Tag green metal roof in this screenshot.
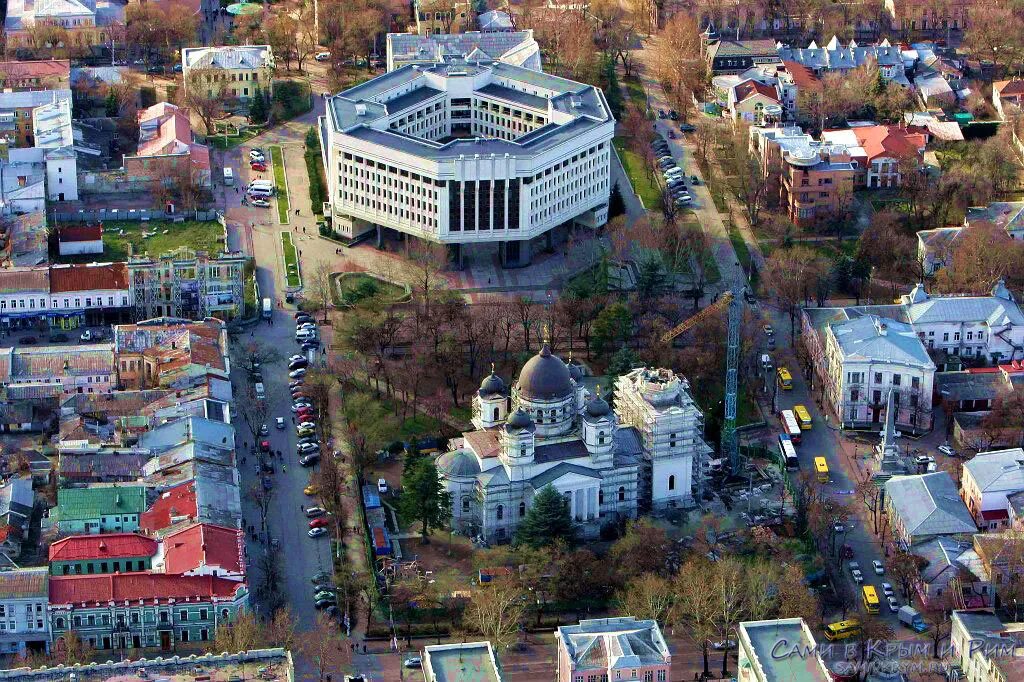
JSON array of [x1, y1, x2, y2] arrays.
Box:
[[57, 486, 147, 521]]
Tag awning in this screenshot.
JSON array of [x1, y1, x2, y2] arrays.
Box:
[[981, 509, 1009, 521]]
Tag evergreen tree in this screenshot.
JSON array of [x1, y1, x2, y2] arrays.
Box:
[[249, 85, 267, 124], [514, 485, 576, 549], [398, 457, 451, 544], [590, 302, 633, 357], [104, 91, 119, 117], [607, 346, 640, 377], [608, 182, 626, 218]]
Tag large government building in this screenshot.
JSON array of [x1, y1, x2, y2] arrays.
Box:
[[318, 59, 615, 268]]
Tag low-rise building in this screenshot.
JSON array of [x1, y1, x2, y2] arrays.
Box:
[[47, 572, 248, 651], [126, 251, 247, 321], [777, 36, 907, 85], [727, 79, 781, 124], [125, 103, 211, 190], [885, 0, 969, 35], [157, 523, 244, 580], [181, 46, 275, 102], [993, 80, 1024, 121], [423, 642, 503, 681], [821, 124, 927, 188], [412, 0, 476, 35], [0, 344, 116, 399], [386, 30, 542, 72], [55, 485, 147, 534], [0, 478, 34, 538], [48, 533, 158, 576], [737, 618, 832, 681], [0, 650, 293, 682], [704, 39, 781, 75], [962, 448, 1024, 530], [56, 225, 103, 256], [950, 610, 1024, 682], [113, 317, 229, 390], [0, 568, 49, 655], [555, 617, 671, 682], [0, 89, 73, 148], [913, 536, 989, 609], [0, 61, 71, 92], [3, 0, 124, 52], [884, 472, 977, 547], [48, 262, 132, 329]]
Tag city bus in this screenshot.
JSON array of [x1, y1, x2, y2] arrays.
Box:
[[823, 619, 862, 641], [776, 367, 793, 390], [793, 404, 812, 430], [814, 456, 829, 483], [862, 586, 880, 614], [778, 434, 798, 469], [780, 410, 802, 444]]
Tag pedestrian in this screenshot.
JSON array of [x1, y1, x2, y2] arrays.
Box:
[[362, 644, 367, 654]]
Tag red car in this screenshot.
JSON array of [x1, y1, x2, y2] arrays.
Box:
[[309, 517, 329, 529], [250, 161, 267, 172], [259, 440, 271, 452], [296, 408, 315, 418]]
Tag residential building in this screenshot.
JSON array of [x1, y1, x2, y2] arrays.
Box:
[[48, 533, 158, 576], [320, 61, 614, 267], [55, 485, 147, 534], [0, 478, 34, 538], [993, 80, 1024, 121], [749, 125, 855, 228], [156, 523, 244, 580], [704, 39, 780, 75], [884, 472, 976, 547], [966, 201, 1024, 241], [478, 9, 513, 32], [0, 650, 293, 682], [0, 90, 78, 211], [1, 211, 48, 266], [821, 124, 927, 188], [712, 64, 805, 119], [125, 103, 212, 190], [438, 345, 640, 542], [915, 69, 957, 107], [922, 201, 1024, 277], [0, 344, 116, 399], [181, 46, 275, 101], [0, 60, 71, 92], [3, 0, 124, 50], [56, 225, 103, 256], [727, 79, 781, 124], [962, 448, 1024, 530], [777, 37, 908, 85], [412, 0, 476, 35], [555, 617, 671, 682], [885, 0, 970, 35], [386, 31, 542, 72], [0, 568, 49, 655], [0, 267, 49, 330], [0, 89, 73, 148], [48, 262, 132, 329], [47, 572, 248, 651], [126, 250, 246, 321], [972, 533, 1024, 603], [423, 642, 503, 681], [113, 318, 229, 390], [917, 226, 962, 275], [736, 618, 832, 681], [912, 536, 989, 609], [614, 367, 712, 511], [142, 461, 242, 531], [950, 610, 1024, 682]]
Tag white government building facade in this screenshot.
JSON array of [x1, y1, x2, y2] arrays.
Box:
[[318, 58, 614, 267]]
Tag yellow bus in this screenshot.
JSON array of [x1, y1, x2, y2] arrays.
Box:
[[823, 619, 862, 641], [776, 367, 793, 390], [862, 586, 880, 614], [814, 456, 829, 483], [793, 404, 812, 430]]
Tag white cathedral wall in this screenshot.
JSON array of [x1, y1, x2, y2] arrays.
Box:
[[651, 454, 693, 508]]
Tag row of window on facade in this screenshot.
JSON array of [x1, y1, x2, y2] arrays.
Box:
[[849, 388, 920, 407], [575, 669, 666, 682], [847, 371, 922, 389], [0, 296, 128, 310], [55, 606, 230, 630]]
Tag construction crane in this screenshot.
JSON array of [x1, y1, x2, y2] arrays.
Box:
[[661, 289, 744, 473]]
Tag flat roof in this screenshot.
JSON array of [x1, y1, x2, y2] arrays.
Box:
[[740, 619, 831, 681], [424, 642, 501, 682]]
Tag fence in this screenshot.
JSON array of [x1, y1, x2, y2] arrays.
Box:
[[51, 208, 220, 224]]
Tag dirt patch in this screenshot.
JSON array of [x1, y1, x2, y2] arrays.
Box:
[[396, 531, 477, 581]]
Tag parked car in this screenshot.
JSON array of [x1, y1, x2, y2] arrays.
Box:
[[315, 51, 331, 61], [377, 478, 389, 494], [80, 330, 95, 341], [300, 453, 320, 466], [658, 109, 667, 118], [679, 123, 696, 132], [19, 336, 37, 345], [50, 333, 69, 342], [250, 161, 267, 172], [314, 597, 336, 609], [311, 570, 332, 584], [289, 368, 307, 379], [309, 517, 329, 528], [403, 657, 422, 669], [302, 341, 320, 351], [938, 444, 957, 457], [292, 401, 312, 412], [711, 639, 736, 650], [305, 507, 327, 518], [298, 421, 316, 430], [873, 560, 885, 575], [887, 596, 900, 612], [304, 484, 320, 496], [881, 582, 894, 597], [298, 443, 319, 454], [259, 423, 269, 436], [249, 149, 265, 161], [668, 110, 679, 120], [297, 427, 316, 438], [308, 527, 327, 538]]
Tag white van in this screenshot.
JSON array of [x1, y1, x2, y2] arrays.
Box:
[[249, 187, 273, 199], [248, 179, 274, 191], [223, 167, 234, 186]]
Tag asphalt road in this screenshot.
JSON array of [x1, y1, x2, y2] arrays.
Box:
[[235, 311, 334, 634]]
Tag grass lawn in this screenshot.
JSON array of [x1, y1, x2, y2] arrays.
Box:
[[243, 259, 257, 317], [613, 137, 661, 208], [330, 272, 407, 306], [56, 220, 224, 263], [623, 76, 647, 109], [281, 231, 301, 288], [207, 125, 263, 150], [270, 146, 290, 223], [727, 220, 752, 273]]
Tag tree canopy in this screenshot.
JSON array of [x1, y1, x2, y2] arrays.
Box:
[[514, 485, 576, 549]]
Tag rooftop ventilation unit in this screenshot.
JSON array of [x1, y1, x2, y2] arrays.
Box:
[[354, 104, 367, 116], [569, 96, 582, 108]]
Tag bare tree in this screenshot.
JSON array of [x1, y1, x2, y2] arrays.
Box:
[[464, 580, 528, 651], [183, 68, 228, 135]]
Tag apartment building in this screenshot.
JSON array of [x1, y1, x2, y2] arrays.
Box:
[[961, 449, 1024, 530], [55, 485, 147, 534], [556, 617, 671, 682], [48, 533, 158, 576], [320, 61, 614, 267], [950, 610, 1024, 682], [0, 344, 116, 399], [4, 0, 124, 50], [777, 37, 907, 85], [181, 46, 275, 101], [0, 568, 49, 655], [126, 250, 246, 321], [386, 30, 542, 72], [704, 39, 780, 75], [737, 618, 833, 682], [113, 317, 228, 390], [884, 472, 976, 547], [885, 0, 970, 34], [749, 126, 855, 228], [412, 0, 476, 35], [614, 367, 712, 510]]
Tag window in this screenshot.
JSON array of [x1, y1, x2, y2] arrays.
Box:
[[200, 609, 208, 619], [221, 609, 229, 619], [943, 332, 949, 341], [618, 486, 626, 502], [180, 610, 188, 621], [657, 672, 666, 682], [462, 497, 470, 512], [851, 389, 859, 402], [519, 502, 526, 517], [181, 630, 189, 642], [874, 372, 882, 384], [496, 505, 504, 521], [644, 672, 654, 682], [668, 475, 675, 491], [967, 331, 974, 340], [56, 617, 65, 629], [912, 377, 920, 390], [893, 374, 901, 386]]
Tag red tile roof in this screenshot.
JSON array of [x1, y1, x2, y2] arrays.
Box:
[[49, 533, 158, 562], [49, 262, 128, 293], [733, 79, 779, 103], [139, 482, 198, 533], [135, 109, 211, 171], [463, 430, 500, 458], [995, 80, 1024, 98], [850, 125, 927, 162], [49, 573, 243, 605], [0, 60, 71, 83], [162, 523, 244, 576], [782, 60, 820, 90], [57, 225, 102, 243], [981, 509, 1009, 521]]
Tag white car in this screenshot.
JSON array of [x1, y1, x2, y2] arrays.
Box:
[[275, 417, 286, 429], [308, 527, 327, 538], [80, 330, 94, 341], [881, 582, 894, 597], [377, 478, 388, 494], [851, 569, 863, 584], [873, 560, 885, 575], [887, 596, 899, 612], [251, 198, 271, 208], [315, 51, 331, 61], [938, 444, 957, 457], [249, 150, 265, 162]]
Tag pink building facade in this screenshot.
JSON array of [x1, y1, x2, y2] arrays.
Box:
[[556, 617, 671, 682]]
